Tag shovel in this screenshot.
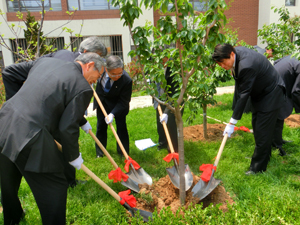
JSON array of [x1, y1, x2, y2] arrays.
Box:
[[92, 88, 152, 186], [89, 130, 140, 193], [81, 164, 152, 222], [157, 104, 193, 191], [55, 141, 152, 222], [192, 133, 228, 200]]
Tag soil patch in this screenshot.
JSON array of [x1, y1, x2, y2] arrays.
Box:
[[285, 114, 300, 128], [183, 123, 226, 142], [137, 174, 234, 215], [135, 124, 234, 216]]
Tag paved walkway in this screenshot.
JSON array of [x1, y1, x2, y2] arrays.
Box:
[[87, 86, 234, 117]]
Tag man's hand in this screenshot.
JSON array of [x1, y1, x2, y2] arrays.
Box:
[[80, 121, 92, 133], [223, 124, 235, 137], [69, 153, 83, 170], [105, 113, 114, 124], [160, 113, 168, 124]]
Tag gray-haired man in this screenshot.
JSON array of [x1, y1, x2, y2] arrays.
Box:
[[94, 55, 133, 157]]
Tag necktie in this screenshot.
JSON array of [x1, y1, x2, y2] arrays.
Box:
[[231, 68, 236, 78], [104, 77, 111, 93]]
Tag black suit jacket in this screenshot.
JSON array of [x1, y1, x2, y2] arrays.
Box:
[[0, 58, 93, 173], [232, 47, 285, 120], [94, 70, 132, 117], [274, 55, 300, 118], [2, 50, 87, 125]]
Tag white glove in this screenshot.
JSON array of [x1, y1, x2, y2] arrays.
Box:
[[105, 113, 114, 124], [223, 124, 235, 137], [80, 121, 92, 134], [69, 152, 83, 170], [160, 113, 168, 124]]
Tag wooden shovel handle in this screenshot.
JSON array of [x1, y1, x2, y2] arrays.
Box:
[[92, 87, 129, 159], [88, 130, 118, 169], [157, 104, 175, 154], [54, 140, 121, 202], [214, 133, 228, 167]]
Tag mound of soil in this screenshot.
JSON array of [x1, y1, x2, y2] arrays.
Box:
[[137, 174, 234, 215], [285, 114, 300, 128], [183, 124, 226, 142], [136, 123, 234, 215]]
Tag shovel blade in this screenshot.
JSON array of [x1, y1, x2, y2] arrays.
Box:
[[191, 177, 221, 200], [121, 177, 140, 193], [123, 202, 152, 222], [166, 164, 193, 191], [126, 168, 152, 186]]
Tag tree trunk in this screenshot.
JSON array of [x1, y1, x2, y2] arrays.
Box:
[[203, 104, 208, 139], [174, 105, 186, 205]]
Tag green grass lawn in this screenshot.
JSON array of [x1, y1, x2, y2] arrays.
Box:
[[2, 93, 300, 224]]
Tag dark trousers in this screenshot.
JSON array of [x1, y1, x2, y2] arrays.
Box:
[[62, 159, 76, 187], [250, 108, 280, 172], [272, 119, 284, 148], [95, 109, 129, 156], [156, 105, 183, 153], [0, 148, 68, 225]]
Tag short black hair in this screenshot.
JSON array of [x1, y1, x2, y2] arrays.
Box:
[[212, 44, 236, 62]]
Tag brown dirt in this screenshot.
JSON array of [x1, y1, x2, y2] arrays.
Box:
[[137, 174, 234, 215], [285, 114, 300, 128], [136, 123, 234, 216]]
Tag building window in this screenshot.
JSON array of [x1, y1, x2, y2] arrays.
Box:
[[10, 37, 65, 62], [6, 0, 62, 12], [167, 0, 209, 12], [67, 0, 119, 10], [285, 0, 296, 6], [70, 35, 123, 60]]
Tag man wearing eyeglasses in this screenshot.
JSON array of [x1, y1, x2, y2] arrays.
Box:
[[94, 55, 132, 157]]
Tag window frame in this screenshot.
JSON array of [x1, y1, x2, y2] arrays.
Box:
[[67, 0, 119, 11], [6, 0, 62, 12]]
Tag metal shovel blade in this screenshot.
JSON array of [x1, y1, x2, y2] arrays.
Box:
[[121, 177, 140, 193], [123, 202, 153, 222], [126, 167, 153, 185], [166, 164, 193, 191], [192, 175, 221, 200]]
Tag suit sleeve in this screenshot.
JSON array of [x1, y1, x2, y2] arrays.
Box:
[[2, 61, 35, 100], [111, 79, 132, 117], [232, 68, 256, 120], [291, 62, 300, 113], [58, 89, 93, 162]]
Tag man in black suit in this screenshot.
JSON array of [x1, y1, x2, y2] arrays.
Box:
[[272, 55, 300, 154], [154, 56, 183, 153], [0, 53, 105, 224], [94, 55, 132, 157], [212, 44, 285, 174], [2, 36, 107, 188]]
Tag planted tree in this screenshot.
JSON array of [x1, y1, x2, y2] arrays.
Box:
[[112, 0, 232, 204]]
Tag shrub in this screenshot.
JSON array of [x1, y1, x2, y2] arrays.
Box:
[[125, 58, 145, 92]]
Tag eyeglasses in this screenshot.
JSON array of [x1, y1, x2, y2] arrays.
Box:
[[108, 70, 124, 77]]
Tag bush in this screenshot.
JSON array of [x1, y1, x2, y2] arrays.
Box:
[[0, 72, 5, 108], [125, 58, 145, 92]]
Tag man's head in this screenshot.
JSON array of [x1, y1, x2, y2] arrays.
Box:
[[79, 36, 107, 57], [212, 44, 236, 70], [75, 53, 106, 84], [105, 55, 124, 81]]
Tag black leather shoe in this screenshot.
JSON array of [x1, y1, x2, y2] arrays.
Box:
[[282, 139, 293, 144], [96, 154, 104, 158], [278, 147, 287, 156], [245, 170, 255, 175]]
